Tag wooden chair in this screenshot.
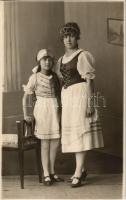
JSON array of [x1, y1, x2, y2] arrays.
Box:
[[2, 119, 42, 189]]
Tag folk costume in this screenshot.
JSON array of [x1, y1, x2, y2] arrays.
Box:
[[23, 49, 61, 140], [56, 49, 104, 153]]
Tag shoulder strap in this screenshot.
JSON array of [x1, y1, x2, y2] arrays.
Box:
[[77, 50, 84, 58]]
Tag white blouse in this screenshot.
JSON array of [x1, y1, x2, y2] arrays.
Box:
[[23, 72, 55, 98], [23, 74, 36, 94], [56, 49, 95, 80]]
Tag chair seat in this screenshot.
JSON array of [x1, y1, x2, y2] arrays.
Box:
[[2, 134, 18, 148], [2, 134, 38, 148], [2, 120, 42, 188]]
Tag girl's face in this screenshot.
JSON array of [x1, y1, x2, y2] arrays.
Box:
[[63, 34, 78, 50], [40, 56, 53, 71]]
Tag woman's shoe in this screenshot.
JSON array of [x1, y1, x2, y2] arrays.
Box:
[[43, 176, 52, 186], [81, 170, 88, 181], [67, 170, 87, 183], [71, 177, 82, 188], [50, 174, 64, 182]]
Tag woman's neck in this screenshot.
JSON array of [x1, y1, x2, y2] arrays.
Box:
[[65, 47, 79, 57], [40, 69, 51, 76]]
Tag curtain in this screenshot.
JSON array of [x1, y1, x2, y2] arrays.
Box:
[[3, 1, 21, 92]]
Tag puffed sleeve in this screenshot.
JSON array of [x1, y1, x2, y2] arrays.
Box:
[[55, 57, 63, 79], [22, 74, 36, 94], [77, 51, 95, 79]]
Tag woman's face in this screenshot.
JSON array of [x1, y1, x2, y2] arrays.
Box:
[[63, 34, 78, 50], [40, 56, 53, 71]]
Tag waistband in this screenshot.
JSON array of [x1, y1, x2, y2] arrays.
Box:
[[63, 79, 86, 89], [36, 94, 56, 99]]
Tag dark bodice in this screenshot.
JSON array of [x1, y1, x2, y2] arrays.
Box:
[[60, 51, 86, 89]]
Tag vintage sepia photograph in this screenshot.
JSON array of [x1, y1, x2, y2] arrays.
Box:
[[0, 0, 125, 199]]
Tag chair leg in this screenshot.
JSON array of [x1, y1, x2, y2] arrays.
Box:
[[18, 151, 24, 189], [36, 144, 42, 183]]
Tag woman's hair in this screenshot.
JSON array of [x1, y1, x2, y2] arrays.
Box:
[[60, 22, 80, 41]]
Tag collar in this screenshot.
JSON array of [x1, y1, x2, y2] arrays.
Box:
[[38, 72, 53, 80], [32, 65, 38, 73], [62, 49, 83, 64]]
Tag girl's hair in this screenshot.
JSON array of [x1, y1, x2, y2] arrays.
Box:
[[35, 56, 55, 73], [36, 64, 41, 72], [60, 22, 80, 41]]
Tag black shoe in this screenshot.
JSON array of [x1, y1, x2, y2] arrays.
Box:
[[50, 174, 64, 182], [67, 170, 87, 183], [43, 176, 52, 186], [71, 177, 82, 188], [81, 170, 88, 181]]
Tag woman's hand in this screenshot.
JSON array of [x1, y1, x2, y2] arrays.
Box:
[[86, 106, 95, 117]]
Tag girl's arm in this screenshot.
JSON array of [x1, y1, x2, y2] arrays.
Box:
[[22, 93, 33, 122], [22, 74, 36, 122]]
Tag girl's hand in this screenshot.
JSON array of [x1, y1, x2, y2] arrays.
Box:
[[24, 115, 33, 123], [86, 106, 95, 117]]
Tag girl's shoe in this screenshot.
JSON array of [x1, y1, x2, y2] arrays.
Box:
[[50, 174, 64, 182], [71, 177, 82, 188], [67, 176, 74, 183], [43, 176, 52, 186]]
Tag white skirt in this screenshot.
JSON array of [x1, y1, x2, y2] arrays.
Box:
[[61, 82, 104, 153], [33, 96, 60, 139]]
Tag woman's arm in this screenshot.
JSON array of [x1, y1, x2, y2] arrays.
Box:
[[86, 79, 95, 117], [55, 57, 64, 87], [77, 51, 95, 117], [86, 79, 94, 96]]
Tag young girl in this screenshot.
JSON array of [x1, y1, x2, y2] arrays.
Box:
[[22, 49, 63, 186], [56, 22, 104, 187]]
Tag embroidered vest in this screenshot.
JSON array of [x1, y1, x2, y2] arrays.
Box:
[[35, 72, 60, 98], [60, 51, 86, 89]]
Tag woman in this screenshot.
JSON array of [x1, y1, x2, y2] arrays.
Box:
[[56, 22, 104, 188]]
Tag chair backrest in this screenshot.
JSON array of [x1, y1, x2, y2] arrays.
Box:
[[23, 120, 35, 137], [16, 120, 35, 136], [16, 120, 36, 148]]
